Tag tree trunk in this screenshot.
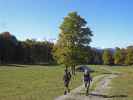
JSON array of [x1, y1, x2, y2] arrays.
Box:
[[71, 65, 76, 75], [65, 65, 68, 70]]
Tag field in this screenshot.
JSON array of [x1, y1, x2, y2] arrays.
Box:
[[0, 65, 70, 100], [0, 64, 107, 100], [0, 65, 133, 100], [108, 66, 133, 100], [91, 65, 133, 100]]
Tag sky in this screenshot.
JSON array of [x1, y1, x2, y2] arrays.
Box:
[[0, 0, 133, 48]]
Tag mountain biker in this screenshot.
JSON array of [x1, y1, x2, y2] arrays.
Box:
[[63, 68, 71, 95], [83, 69, 92, 95]]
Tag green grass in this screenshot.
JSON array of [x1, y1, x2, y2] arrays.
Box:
[[90, 65, 133, 100], [1, 64, 131, 100], [107, 66, 133, 100], [0, 65, 72, 100], [0, 64, 108, 100]]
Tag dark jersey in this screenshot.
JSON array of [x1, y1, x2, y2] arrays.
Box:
[[84, 73, 92, 82]]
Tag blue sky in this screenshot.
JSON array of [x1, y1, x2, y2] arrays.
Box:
[[0, 0, 132, 48]]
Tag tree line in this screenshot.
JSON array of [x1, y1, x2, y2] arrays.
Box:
[[103, 46, 133, 65], [0, 12, 133, 66], [0, 31, 132, 66], [0, 32, 54, 64]]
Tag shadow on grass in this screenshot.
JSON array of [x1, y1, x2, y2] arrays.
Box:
[[0, 63, 59, 67], [90, 93, 128, 98], [94, 70, 122, 75], [77, 92, 128, 98], [102, 72, 121, 75], [0, 64, 26, 67]]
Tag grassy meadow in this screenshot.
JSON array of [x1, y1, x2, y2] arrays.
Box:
[[108, 66, 133, 100], [0, 64, 108, 100], [92, 65, 133, 100], [0, 65, 133, 100], [0, 65, 70, 100]]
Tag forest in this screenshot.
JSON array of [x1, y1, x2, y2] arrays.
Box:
[[0, 31, 132, 65]]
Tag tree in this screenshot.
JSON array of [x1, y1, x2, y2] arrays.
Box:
[[114, 47, 126, 65], [21, 39, 54, 64], [53, 12, 93, 74], [102, 49, 114, 65], [0, 31, 54, 64], [125, 46, 133, 65], [120, 48, 127, 65], [114, 48, 122, 65], [91, 48, 103, 64], [0, 32, 18, 63]]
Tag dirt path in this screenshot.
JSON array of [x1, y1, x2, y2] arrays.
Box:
[[55, 68, 118, 100]]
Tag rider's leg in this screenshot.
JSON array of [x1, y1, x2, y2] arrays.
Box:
[[66, 81, 70, 93], [67, 84, 70, 93], [85, 81, 87, 88], [64, 87, 67, 95], [64, 82, 68, 95], [86, 82, 90, 96]]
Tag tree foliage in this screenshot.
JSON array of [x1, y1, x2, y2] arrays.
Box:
[[0, 32, 18, 63], [114, 48, 126, 65], [91, 48, 103, 64], [125, 46, 133, 65], [0, 32, 54, 64], [102, 49, 114, 65], [53, 12, 93, 67], [114, 48, 122, 65]]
